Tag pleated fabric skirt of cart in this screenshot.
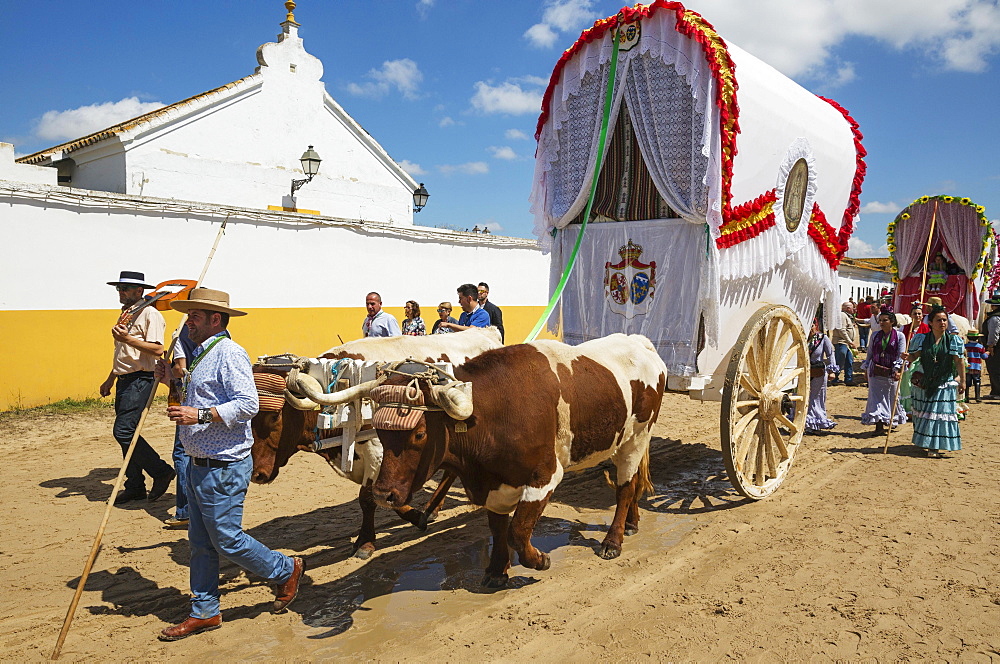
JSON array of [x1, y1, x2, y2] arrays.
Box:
[[911, 379, 962, 451]]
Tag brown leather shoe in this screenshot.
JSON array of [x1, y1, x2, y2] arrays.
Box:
[[272, 557, 305, 614], [158, 614, 222, 641]]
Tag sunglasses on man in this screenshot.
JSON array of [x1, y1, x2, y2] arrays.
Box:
[[115, 285, 140, 291], [437, 308, 451, 312]]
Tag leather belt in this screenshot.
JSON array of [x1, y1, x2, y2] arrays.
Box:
[[192, 457, 236, 468]]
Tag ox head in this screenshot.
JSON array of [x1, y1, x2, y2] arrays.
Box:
[[251, 367, 311, 483], [350, 366, 473, 509]]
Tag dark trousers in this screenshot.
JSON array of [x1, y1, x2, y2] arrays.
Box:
[[113, 371, 171, 493], [966, 373, 982, 400], [987, 351, 1000, 396]]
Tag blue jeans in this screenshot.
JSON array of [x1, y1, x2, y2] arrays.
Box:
[[172, 429, 189, 519], [187, 454, 293, 618], [113, 372, 172, 493], [834, 343, 854, 383], [858, 326, 870, 350]]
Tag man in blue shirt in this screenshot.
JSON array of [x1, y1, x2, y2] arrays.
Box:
[[439, 283, 491, 331], [155, 288, 304, 641]]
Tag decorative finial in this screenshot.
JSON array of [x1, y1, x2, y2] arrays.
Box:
[[285, 0, 297, 24]]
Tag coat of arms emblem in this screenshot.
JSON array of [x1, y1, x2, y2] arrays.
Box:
[[604, 239, 656, 318]]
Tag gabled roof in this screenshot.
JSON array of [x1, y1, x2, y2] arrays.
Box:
[[16, 75, 260, 164]]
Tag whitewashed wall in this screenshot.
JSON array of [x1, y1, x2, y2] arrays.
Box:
[[0, 182, 548, 311]]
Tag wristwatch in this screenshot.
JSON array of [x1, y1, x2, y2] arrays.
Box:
[[197, 408, 213, 424]]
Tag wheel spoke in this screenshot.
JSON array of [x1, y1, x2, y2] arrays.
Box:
[[734, 416, 759, 471], [735, 399, 759, 410], [746, 342, 763, 386], [731, 408, 758, 450], [740, 371, 761, 396], [753, 422, 766, 485], [764, 421, 779, 478], [774, 410, 799, 438], [768, 324, 792, 379], [774, 366, 804, 390], [768, 419, 789, 463], [775, 343, 798, 379], [787, 394, 805, 402]]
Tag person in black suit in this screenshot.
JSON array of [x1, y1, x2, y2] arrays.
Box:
[[477, 282, 504, 343]]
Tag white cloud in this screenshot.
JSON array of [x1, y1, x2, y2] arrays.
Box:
[[481, 220, 505, 233], [846, 238, 889, 258], [488, 146, 517, 160], [439, 161, 489, 175], [398, 159, 426, 176], [681, 0, 1000, 79], [438, 116, 456, 127], [470, 80, 543, 115], [861, 201, 900, 214], [416, 0, 434, 18], [505, 128, 530, 140], [346, 58, 423, 100], [524, 0, 600, 48], [34, 97, 165, 142]]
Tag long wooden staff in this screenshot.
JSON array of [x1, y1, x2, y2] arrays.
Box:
[[883, 201, 938, 453], [52, 216, 230, 660]]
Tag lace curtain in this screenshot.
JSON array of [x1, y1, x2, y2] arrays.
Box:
[[936, 202, 988, 276], [530, 11, 724, 248]]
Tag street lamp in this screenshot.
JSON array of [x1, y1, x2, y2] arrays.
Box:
[[412, 183, 429, 213], [290, 145, 322, 197]]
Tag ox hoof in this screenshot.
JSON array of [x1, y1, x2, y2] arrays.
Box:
[[416, 511, 431, 531], [353, 545, 375, 560], [535, 552, 551, 571], [624, 526, 639, 537], [481, 573, 509, 589], [599, 544, 622, 560]]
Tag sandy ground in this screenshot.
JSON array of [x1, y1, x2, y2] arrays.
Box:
[[2, 381, 1000, 662]]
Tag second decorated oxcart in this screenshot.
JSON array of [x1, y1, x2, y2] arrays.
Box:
[[530, 2, 867, 498]]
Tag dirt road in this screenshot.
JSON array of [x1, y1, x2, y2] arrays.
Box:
[[2, 385, 999, 661]]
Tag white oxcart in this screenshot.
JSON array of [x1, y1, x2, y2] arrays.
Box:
[[531, 3, 866, 498]]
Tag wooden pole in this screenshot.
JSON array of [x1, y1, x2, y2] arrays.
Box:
[[52, 216, 229, 660], [883, 201, 939, 454]]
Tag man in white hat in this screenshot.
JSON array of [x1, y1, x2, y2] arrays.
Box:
[[100, 270, 175, 505], [154, 287, 304, 641]]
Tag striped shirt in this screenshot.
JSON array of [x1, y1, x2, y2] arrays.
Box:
[[965, 342, 985, 373]]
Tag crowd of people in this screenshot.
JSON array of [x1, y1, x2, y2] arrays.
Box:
[[362, 282, 504, 342], [805, 295, 1000, 461]]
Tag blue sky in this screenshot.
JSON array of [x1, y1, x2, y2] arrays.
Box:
[[1, 0, 998, 256]]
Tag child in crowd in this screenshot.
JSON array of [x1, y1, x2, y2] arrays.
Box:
[[965, 330, 985, 403]]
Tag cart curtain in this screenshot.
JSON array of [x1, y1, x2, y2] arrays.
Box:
[[530, 12, 723, 250], [551, 219, 712, 376]]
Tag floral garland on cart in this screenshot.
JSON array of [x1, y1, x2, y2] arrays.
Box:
[[887, 194, 993, 284]]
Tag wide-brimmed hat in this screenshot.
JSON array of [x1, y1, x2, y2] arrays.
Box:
[[967, 329, 980, 337], [170, 287, 247, 316], [927, 296, 944, 307], [107, 270, 154, 288], [986, 298, 1000, 306]]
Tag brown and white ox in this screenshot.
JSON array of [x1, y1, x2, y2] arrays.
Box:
[[250, 326, 503, 559], [368, 333, 667, 587]]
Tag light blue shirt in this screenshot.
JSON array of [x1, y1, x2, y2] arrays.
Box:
[[179, 332, 259, 461], [362, 310, 401, 337]]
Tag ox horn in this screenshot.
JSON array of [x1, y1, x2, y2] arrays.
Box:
[[282, 389, 319, 411], [287, 368, 382, 406], [429, 381, 473, 420]]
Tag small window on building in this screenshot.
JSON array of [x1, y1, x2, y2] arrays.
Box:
[[289, 63, 297, 73]]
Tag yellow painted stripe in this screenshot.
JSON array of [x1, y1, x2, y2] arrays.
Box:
[[0, 306, 556, 410]]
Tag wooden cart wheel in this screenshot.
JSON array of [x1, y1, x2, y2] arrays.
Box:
[[721, 305, 808, 500]]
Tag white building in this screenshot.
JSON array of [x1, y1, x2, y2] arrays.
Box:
[[16, 11, 418, 225], [0, 7, 550, 410]]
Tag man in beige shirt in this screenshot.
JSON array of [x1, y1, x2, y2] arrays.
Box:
[[830, 301, 859, 386], [101, 271, 175, 505]]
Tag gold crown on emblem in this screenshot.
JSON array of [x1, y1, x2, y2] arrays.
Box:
[[618, 239, 644, 262]]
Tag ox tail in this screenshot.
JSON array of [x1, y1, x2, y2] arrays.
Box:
[[604, 446, 654, 498]]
